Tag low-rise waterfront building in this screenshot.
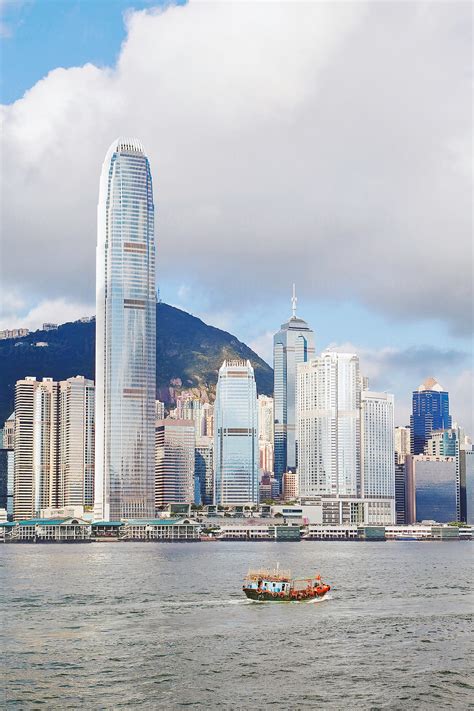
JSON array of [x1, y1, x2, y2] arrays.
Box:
[[303, 525, 358, 540], [122, 518, 200, 541], [1, 517, 91, 542]]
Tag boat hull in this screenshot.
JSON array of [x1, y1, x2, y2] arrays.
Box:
[[243, 587, 329, 602]]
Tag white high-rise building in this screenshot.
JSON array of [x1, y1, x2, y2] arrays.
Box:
[[13, 376, 96, 520], [95, 138, 156, 521], [361, 391, 395, 499], [273, 287, 315, 484], [257, 395, 274, 474], [214, 360, 259, 505], [59, 376, 95, 508], [297, 352, 360, 498]]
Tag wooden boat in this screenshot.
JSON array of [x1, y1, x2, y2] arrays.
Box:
[[242, 565, 330, 602]]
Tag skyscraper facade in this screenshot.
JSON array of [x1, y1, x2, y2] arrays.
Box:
[[155, 420, 195, 507], [214, 360, 258, 505], [360, 391, 395, 499], [297, 352, 360, 498], [273, 289, 315, 486], [95, 138, 156, 521], [195, 436, 214, 505], [13, 377, 59, 520], [410, 378, 451, 455], [59, 376, 95, 508]]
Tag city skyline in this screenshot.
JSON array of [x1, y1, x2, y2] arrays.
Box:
[[0, 1, 472, 435]]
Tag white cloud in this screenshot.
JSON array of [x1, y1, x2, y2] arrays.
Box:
[[0, 1, 472, 335], [0, 296, 94, 332]]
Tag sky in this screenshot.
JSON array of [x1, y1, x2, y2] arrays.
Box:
[[0, 0, 472, 431]]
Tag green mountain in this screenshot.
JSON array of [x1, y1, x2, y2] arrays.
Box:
[[0, 303, 273, 425]]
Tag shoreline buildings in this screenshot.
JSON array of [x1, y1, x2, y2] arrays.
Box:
[[214, 360, 258, 505], [273, 287, 315, 488], [94, 138, 156, 521]]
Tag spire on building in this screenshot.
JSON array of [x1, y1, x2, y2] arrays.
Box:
[[291, 284, 297, 319]]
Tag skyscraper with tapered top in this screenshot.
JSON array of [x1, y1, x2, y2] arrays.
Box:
[[94, 138, 156, 521], [273, 286, 315, 487], [214, 360, 258, 505]]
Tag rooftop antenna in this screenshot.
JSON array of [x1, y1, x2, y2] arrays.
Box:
[[291, 284, 297, 318]]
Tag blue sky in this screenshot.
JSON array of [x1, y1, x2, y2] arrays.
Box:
[[1, 1, 472, 429]]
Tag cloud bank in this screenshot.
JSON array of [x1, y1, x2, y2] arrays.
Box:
[[1, 1, 471, 335]]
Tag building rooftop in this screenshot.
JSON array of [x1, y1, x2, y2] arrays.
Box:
[[417, 377, 444, 393]]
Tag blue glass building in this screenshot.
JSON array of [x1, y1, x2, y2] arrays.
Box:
[[214, 360, 258, 505], [410, 378, 451, 455], [414, 456, 457, 523]]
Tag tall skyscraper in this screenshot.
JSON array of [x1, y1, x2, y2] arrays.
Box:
[[155, 419, 195, 507], [360, 391, 395, 499], [95, 138, 156, 521], [410, 378, 451, 455], [273, 287, 315, 485], [297, 352, 360, 498], [257, 395, 274, 475], [214, 360, 259, 505], [13, 377, 59, 520], [59, 376, 95, 508]]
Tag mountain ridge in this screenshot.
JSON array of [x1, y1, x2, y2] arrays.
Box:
[[0, 302, 273, 425]]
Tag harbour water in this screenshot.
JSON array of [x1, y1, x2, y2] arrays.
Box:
[[1, 541, 472, 709]]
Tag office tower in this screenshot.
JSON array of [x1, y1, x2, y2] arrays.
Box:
[[155, 419, 195, 507], [410, 378, 451, 455], [406, 454, 457, 523], [95, 138, 156, 521], [13, 377, 59, 520], [297, 352, 360, 498], [394, 463, 407, 524], [282, 471, 298, 500], [425, 427, 464, 519], [195, 436, 214, 505], [394, 426, 411, 464], [273, 287, 315, 486], [59, 376, 95, 508], [360, 391, 395, 499], [258, 395, 274, 474], [214, 360, 258, 505], [155, 400, 165, 421]]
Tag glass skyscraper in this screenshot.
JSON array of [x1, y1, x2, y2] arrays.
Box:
[[95, 138, 156, 521], [410, 378, 451, 455], [214, 360, 258, 505], [273, 288, 315, 486]]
